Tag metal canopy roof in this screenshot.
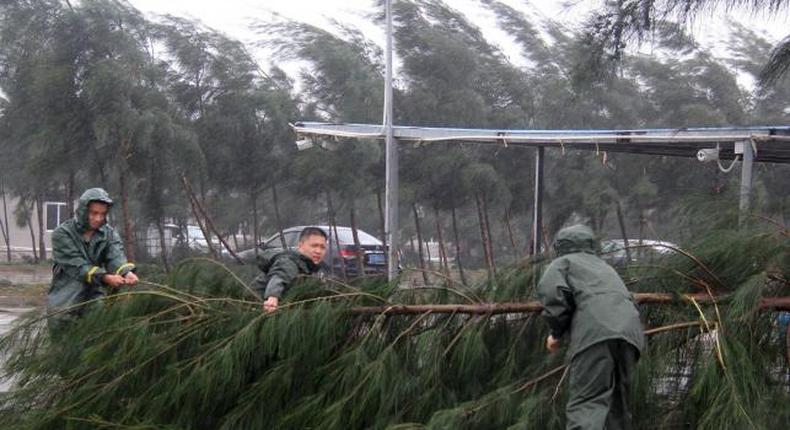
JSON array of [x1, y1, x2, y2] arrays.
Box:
[[292, 122, 790, 164]]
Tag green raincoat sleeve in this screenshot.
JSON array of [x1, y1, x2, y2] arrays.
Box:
[[537, 259, 575, 339], [104, 229, 135, 276], [262, 255, 301, 299]]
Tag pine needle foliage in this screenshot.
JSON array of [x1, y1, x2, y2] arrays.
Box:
[[2, 226, 789, 429]]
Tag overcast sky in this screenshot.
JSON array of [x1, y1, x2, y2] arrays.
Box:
[[127, 0, 789, 88], [127, 0, 788, 41]]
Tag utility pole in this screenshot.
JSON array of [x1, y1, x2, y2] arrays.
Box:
[[384, 0, 399, 281]]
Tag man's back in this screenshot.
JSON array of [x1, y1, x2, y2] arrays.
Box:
[[538, 225, 644, 359], [538, 224, 645, 430]]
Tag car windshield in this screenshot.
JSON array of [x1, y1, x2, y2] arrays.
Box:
[[187, 226, 205, 240]]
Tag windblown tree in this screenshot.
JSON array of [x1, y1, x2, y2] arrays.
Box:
[[391, 0, 526, 277], [258, 19, 388, 264], [134, 107, 198, 271], [74, 0, 179, 261], [581, 0, 790, 86], [0, 0, 96, 260], [155, 16, 302, 252], [727, 24, 790, 223]]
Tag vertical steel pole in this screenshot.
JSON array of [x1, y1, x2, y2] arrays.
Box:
[[738, 140, 754, 227], [384, 0, 399, 281], [532, 146, 544, 255]]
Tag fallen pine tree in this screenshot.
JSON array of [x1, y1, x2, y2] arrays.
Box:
[[0, 226, 788, 429], [348, 293, 790, 315]]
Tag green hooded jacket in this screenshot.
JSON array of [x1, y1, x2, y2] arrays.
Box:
[[47, 188, 135, 315], [253, 247, 320, 299], [537, 225, 645, 359]]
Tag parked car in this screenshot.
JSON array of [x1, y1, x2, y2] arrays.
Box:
[[600, 239, 677, 266], [158, 223, 212, 254], [237, 226, 392, 277]]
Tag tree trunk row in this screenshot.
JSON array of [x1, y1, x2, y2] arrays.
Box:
[[0, 180, 11, 262], [412, 203, 429, 285]]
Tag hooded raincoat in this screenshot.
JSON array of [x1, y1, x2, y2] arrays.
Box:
[[537, 225, 644, 359], [47, 188, 135, 317], [537, 225, 644, 430]]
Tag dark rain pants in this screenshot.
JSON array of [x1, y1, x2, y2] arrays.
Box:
[[565, 339, 639, 430]]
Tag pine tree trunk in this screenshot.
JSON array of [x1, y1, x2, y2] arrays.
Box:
[[638, 210, 646, 260], [272, 184, 287, 249], [198, 180, 214, 249], [156, 219, 171, 273], [65, 172, 75, 217], [504, 207, 519, 260], [412, 203, 429, 285], [97, 162, 107, 187], [0, 180, 11, 262], [377, 190, 386, 249], [541, 223, 552, 255], [599, 208, 607, 232], [183, 180, 217, 258], [251, 192, 260, 256], [482, 197, 496, 275], [475, 194, 495, 281], [615, 199, 632, 263], [0, 212, 8, 262], [119, 169, 136, 261], [187, 186, 241, 262], [36, 196, 46, 261], [27, 203, 37, 263], [434, 206, 450, 276], [327, 192, 346, 280], [232, 230, 239, 253], [350, 200, 365, 277], [350, 294, 790, 315], [451, 206, 467, 285], [425, 238, 433, 270]]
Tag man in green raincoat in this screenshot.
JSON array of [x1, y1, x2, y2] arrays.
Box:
[[254, 227, 328, 313], [48, 188, 138, 329], [537, 224, 645, 430]]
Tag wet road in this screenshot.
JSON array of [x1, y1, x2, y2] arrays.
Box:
[[0, 307, 31, 392]]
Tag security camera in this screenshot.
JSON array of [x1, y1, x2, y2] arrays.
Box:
[[696, 147, 719, 163], [295, 138, 314, 151]]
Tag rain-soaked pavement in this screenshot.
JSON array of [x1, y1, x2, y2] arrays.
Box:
[[0, 266, 48, 393], [0, 307, 31, 392], [0, 265, 51, 286]]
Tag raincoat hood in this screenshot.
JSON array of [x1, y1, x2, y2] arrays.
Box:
[[554, 224, 597, 256], [75, 188, 114, 233]]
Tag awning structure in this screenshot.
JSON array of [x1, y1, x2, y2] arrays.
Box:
[[291, 122, 790, 255], [292, 122, 790, 163]]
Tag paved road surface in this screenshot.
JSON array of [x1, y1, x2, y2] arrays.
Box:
[[0, 307, 33, 392]]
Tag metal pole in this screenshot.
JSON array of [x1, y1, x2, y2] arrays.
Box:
[[384, 0, 399, 281], [532, 146, 544, 255], [738, 140, 754, 227]]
